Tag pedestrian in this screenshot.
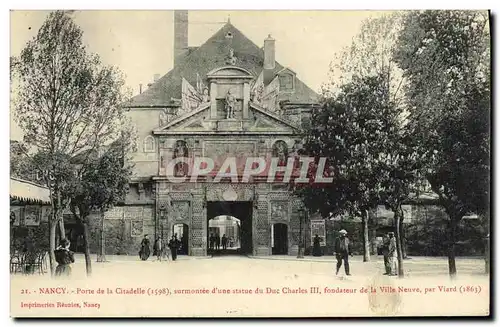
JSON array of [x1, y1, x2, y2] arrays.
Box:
[[169, 234, 180, 261], [382, 234, 391, 275], [153, 236, 163, 262], [388, 232, 398, 276], [312, 234, 322, 257], [216, 234, 221, 251], [334, 229, 352, 276], [54, 239, 75, 278], [139, 234, 151, 261], [222, 234, 228, 251], [209, 233, 214, 251]]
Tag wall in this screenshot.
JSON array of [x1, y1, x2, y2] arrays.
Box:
[[126, 108, 161, 178]]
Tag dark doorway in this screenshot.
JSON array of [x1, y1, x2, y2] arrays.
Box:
[[272, 223, 288, 255], [207, 201, 252, 256], [172, 223, 189, 255], [64, 223, 85, 253]]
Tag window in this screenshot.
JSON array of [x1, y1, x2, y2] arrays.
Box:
[[143, 136, 155, 153], [279, 73, 294, 91]]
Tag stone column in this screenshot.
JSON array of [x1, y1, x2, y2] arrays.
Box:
[[243, 82, 250, 119], [210, 82, 217, 119]]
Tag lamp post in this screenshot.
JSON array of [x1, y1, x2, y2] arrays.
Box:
[[297, 208, 304, 258]]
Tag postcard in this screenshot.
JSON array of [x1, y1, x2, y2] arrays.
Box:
[[10, 9, 490, 317]]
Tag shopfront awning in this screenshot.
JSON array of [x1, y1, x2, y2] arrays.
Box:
[[10, 178, 51, 205]]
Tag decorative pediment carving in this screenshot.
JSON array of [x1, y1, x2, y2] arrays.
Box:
[[207, 66, 254, 79]]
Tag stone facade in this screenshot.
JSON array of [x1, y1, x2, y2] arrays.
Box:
[[112, 14, 320, 256]]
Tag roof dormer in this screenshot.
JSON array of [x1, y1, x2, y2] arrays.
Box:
[[277, 68, 295, 93]]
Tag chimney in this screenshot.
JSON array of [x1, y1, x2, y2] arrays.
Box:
[[154, 74, 160, 82], [174, 10, 188, 67], [263, 34, 276, 85], [139, 84, 143, 94], [264, 34, 275, 70]]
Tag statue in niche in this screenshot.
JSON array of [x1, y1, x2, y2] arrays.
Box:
[[273, 141, 289, 166], [159, 110, 169, 126], [173, 140, 189, 177], [225, 89, 236, 119], [225, 48, 237, 66], [202, 87, 210, 103]]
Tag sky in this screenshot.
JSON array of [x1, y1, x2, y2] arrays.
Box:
[[9, 10, 386, 141]]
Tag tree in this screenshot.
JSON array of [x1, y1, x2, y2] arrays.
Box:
[[317, 13, 412, 261], [69, 133, 133, 275], [299, 74, 404, 262], [393, 10, 490, 277], [12, 11, 127, 276]]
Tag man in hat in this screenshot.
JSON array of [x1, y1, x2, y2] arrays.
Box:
[[387, 232, 398, 276], [381, 233, 391, 275], [334, 229, 352, 276]]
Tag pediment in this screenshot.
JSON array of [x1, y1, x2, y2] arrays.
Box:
[[207, 66, 254, 79], [153, 102, 299, 135]]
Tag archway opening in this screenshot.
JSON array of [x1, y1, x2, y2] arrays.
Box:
[[272, 223, 288, 255], [172, 223, 189, 255], [206, 201, 253, 256]]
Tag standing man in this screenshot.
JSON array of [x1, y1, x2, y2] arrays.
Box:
[[381, 234, 391, 275], [222, 234, 228, 251], [334, 229, 352, 276], [388, 232, 398, 276], [153, 236, 163, 262], [139, 234, 151, 261], [168, 234, 180, 261]]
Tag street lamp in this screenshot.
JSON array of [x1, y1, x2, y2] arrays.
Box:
[[297, 208, 305, 258], [159, 207, 167, 240]]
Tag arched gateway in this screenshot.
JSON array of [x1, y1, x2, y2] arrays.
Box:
[[120, 11, 319, 256]]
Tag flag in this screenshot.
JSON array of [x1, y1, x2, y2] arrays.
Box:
[[261, 76, 280, 112], [181, 77, 202, 115]]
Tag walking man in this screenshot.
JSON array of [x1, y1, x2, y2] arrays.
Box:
[[334, 229, 352, 276]]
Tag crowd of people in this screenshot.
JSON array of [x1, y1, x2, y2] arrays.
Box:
[[51, 229, 400, 279], [139, 234, 182, 262]]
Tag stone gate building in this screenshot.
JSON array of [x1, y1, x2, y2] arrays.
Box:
[[109, 11, 320, 256]]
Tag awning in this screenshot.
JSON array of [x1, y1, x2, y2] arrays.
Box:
[[10, 178, 51, 205]]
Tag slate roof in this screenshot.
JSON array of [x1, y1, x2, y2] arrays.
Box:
[[126, 22, 319, 108]]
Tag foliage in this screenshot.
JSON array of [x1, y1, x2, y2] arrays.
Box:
[[12, 10, 130, 275], [393, 10, 490, 275], [68, 136, 133, 222], [393, 10, 490, 218]]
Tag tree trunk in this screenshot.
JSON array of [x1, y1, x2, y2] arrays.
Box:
[[448, 218, 458, 278], [362, 209, 370, 262], [398, 214, 408, 259], [394, 205, 404, 278], [48, 219, 57, 276], [97, 209, 107, 262], [484, 235, 490, 274], [58, 219, 66, 240], [81, 219, 92, 276]]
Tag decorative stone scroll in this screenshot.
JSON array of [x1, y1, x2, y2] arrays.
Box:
[[171, 201, 190, 222], [270, 201, 288, 221], [131, 220, 144, 237]]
